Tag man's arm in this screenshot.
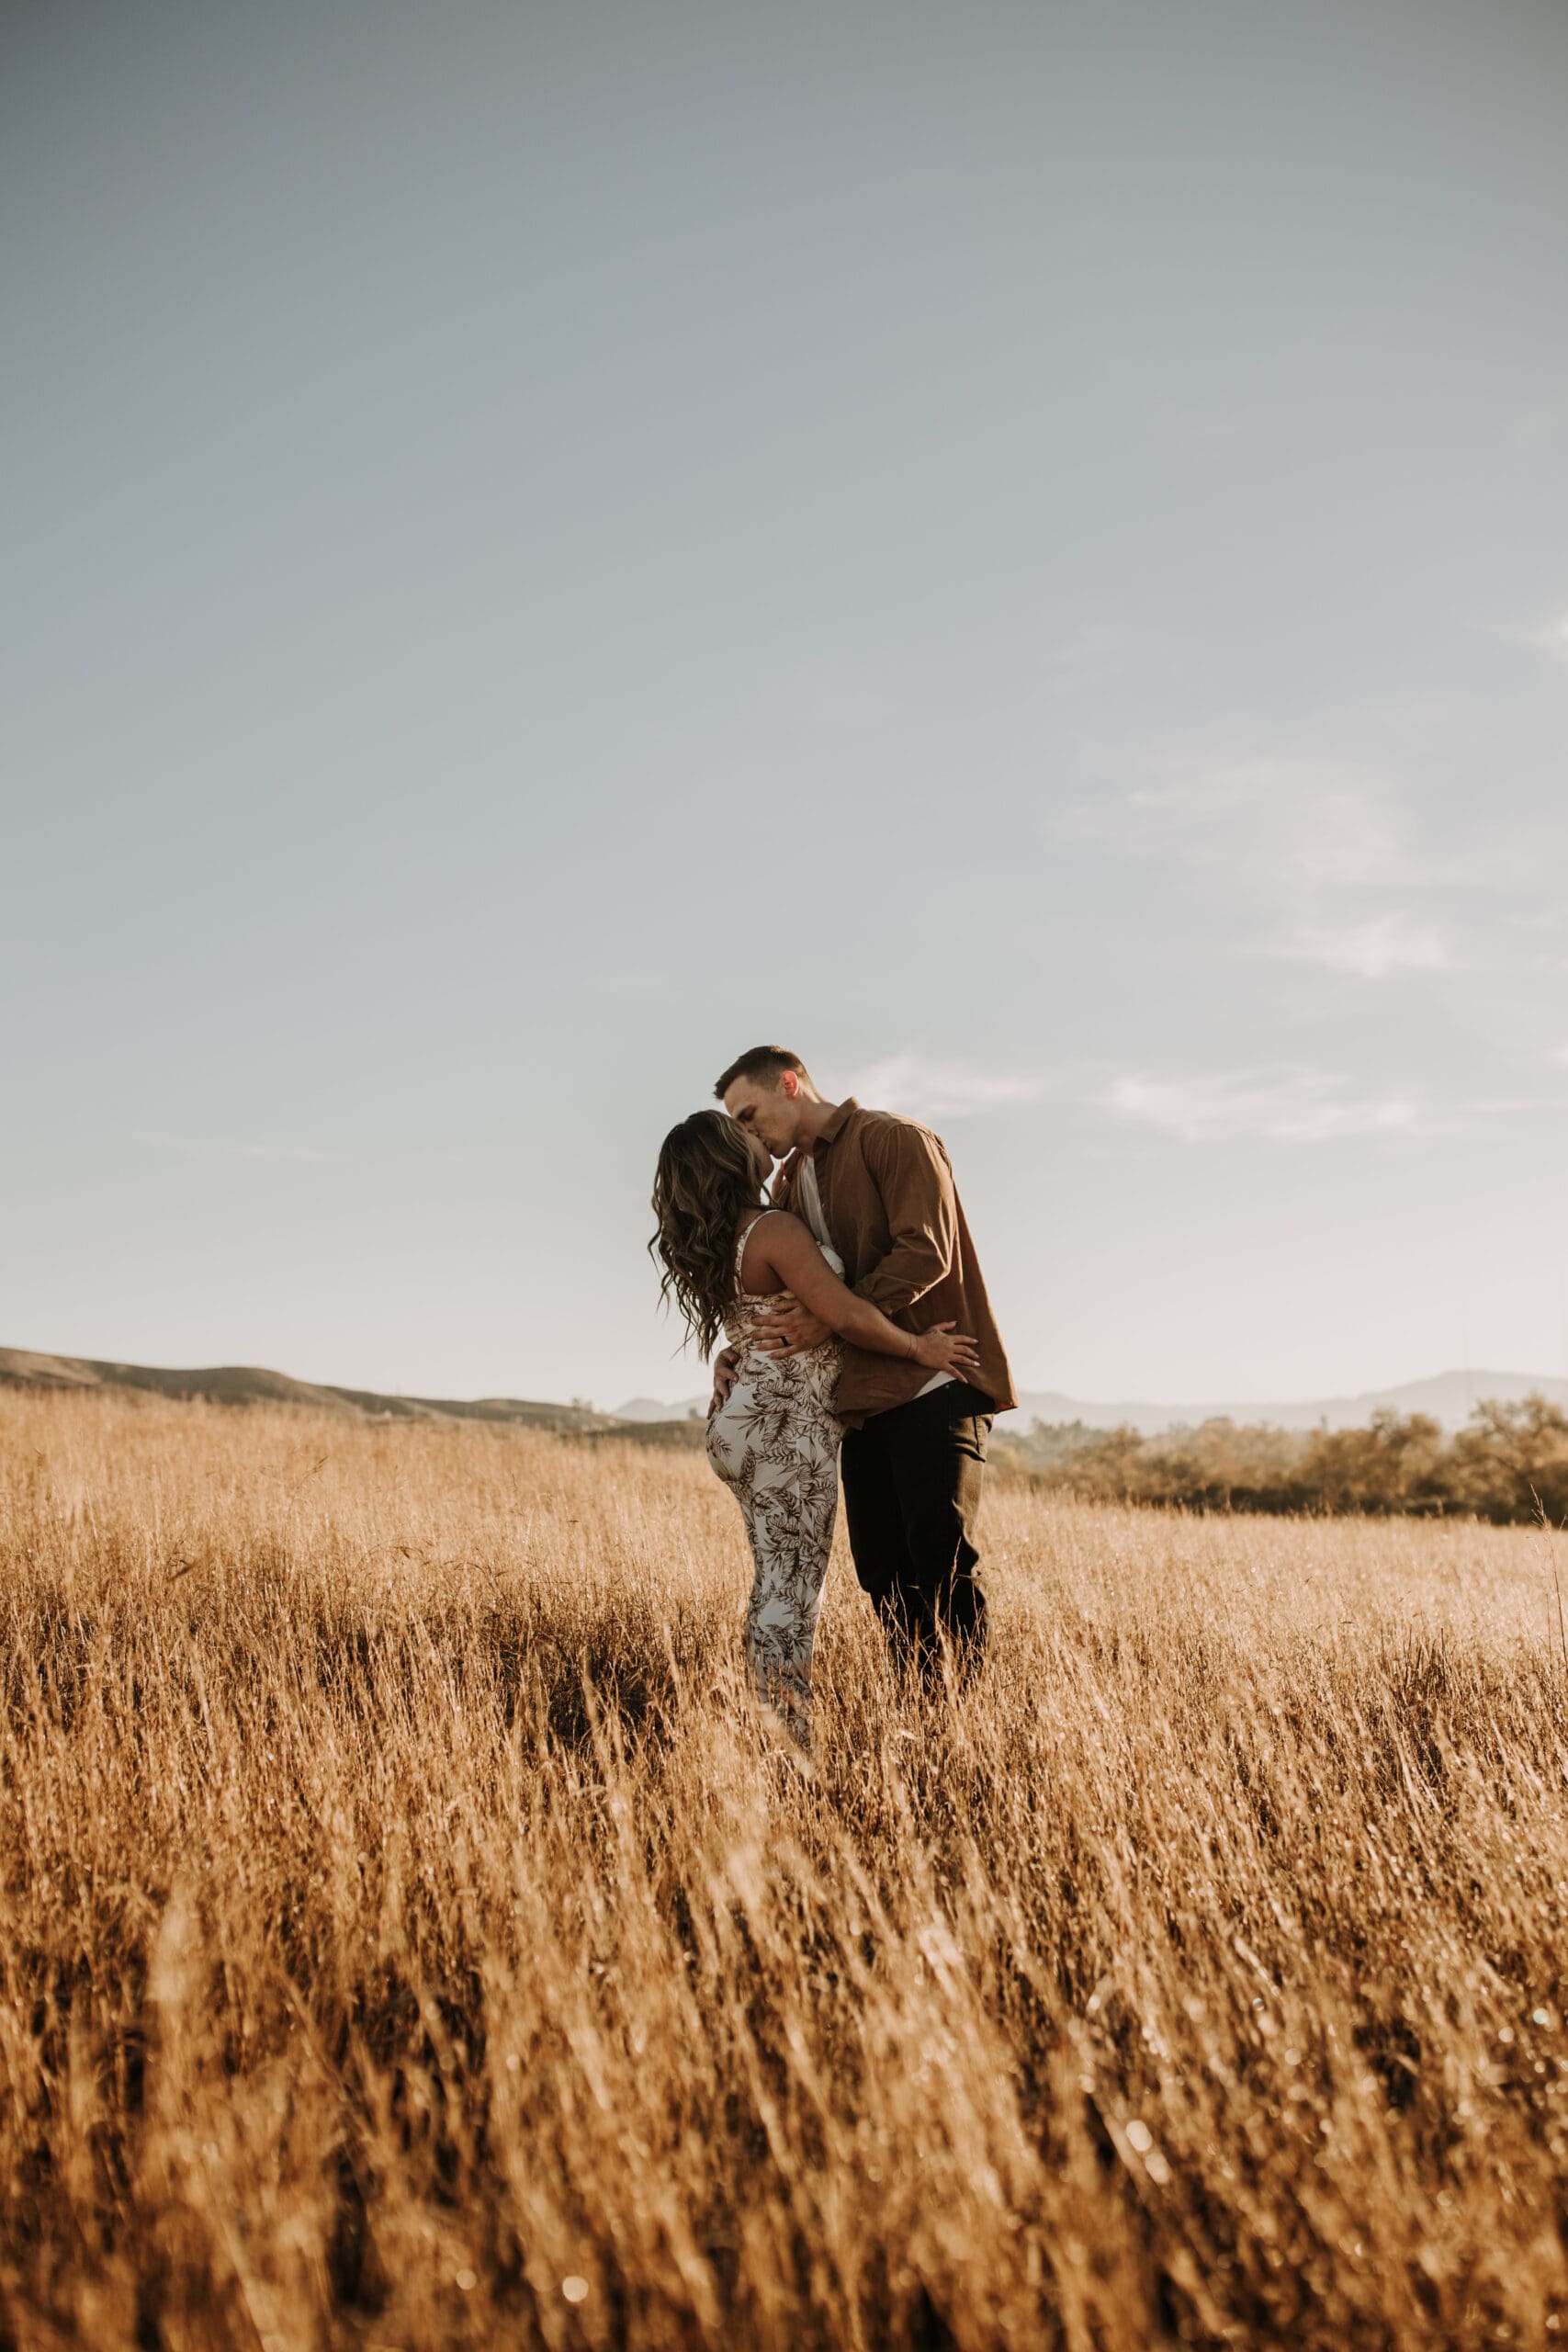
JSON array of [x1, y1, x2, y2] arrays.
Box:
[[751, 1122, 956, 1356], [851, 1120, 958, 1313]]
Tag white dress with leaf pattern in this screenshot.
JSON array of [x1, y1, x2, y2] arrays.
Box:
[[705, 1211, 843, 1745]]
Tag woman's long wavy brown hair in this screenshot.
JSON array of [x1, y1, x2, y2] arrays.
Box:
[[649, 1111, 765, 1359]]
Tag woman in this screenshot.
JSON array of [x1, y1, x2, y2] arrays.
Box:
[[649, 1110, 979, 1746]]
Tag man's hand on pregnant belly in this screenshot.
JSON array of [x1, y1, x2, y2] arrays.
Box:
[[751, 1302, 834, 1358]]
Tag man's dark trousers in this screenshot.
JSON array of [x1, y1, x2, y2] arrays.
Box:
[[840, 1381, 994, 1679]]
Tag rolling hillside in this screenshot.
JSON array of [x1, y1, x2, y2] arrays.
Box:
[[10, 1347, 1566, 1445], [0, 1349, 642, 1436]]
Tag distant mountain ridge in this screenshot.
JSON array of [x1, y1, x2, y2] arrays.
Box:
[[7, 1348, 1563, 1442], [620, 1370, 1568, 1436], [1010, 1370, 1568, 1435], [0, 1348, 629, 1434], [615, 1394, 709, 1422]]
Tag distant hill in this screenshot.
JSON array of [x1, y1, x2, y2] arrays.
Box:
[[9, 1347, 1564, 1444], [621, 1368, 1568, 1436], [1010, 1370, 1568, 1436], [0, 1348, 649, 1438], [615, 1394, 708, 1422]]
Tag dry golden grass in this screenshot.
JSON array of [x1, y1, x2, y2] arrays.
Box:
[[2, 1390, 1567, 2351]]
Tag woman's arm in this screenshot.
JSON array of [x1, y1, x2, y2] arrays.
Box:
[[750, 1214, 980, 1376]]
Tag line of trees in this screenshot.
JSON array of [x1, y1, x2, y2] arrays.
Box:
[[996, 1396, 1568, 1523]]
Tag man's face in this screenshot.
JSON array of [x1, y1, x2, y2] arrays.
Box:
[[723, 1072, 803, 1162]]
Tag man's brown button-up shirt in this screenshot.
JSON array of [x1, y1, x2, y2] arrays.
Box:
[[783, 1100, 1016, 1430]]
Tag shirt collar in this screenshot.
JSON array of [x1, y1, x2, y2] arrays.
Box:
[[812, 1097, 860, 1151]]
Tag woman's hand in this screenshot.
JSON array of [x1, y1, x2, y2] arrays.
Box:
[[707, 1347, 739, 1418], [911, 1322, 981, 1378]]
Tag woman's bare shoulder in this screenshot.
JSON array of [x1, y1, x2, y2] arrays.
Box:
[[744, 1207, 819, 1283]]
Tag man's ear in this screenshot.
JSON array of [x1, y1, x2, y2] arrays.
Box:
[[779, 1069, 801, 1100]]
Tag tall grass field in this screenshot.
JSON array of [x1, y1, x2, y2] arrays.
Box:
[[3, 1390, 1566, 2349]]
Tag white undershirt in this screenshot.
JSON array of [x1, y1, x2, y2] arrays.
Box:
[[795, 1151, 953, 1399]]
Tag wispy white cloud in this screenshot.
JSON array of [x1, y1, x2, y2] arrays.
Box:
[[847, 1056, 1048, 1120], [1134, 761, 1466, 888], [1521, 611, 1568, 662], [1042, 620, 1139, 687], [1095, 1065, 1568, 1145], [1270, 910, 1453, 978], [844, 1054, 1563, 1147], [1099, 1066, 1431, 1145], [1050, 758, 1495, 979], [1508, 403, 1568, 450], [135, 1132, 333, 1163]]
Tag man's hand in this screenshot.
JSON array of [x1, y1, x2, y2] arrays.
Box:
[[708, 1347, 739, 1418], [751, 1302, 834, 1357], [769, 1148, 802, 1206]]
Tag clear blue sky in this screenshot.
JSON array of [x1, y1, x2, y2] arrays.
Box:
[[5, 0, 1567, 1409]]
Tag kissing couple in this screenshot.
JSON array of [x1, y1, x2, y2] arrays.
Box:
[[650, 1046, 1015, 1749]]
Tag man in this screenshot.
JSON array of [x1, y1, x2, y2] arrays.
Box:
[[711, 1046, 1015, 1681]]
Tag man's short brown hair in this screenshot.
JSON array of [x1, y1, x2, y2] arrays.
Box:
[[712, 1046, 810, 1100]]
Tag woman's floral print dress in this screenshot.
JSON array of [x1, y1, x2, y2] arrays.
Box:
[[706, 1211, 843, 1746]]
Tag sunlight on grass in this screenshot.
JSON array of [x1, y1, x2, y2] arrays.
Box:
[[1, 1392, 1565, 2348]]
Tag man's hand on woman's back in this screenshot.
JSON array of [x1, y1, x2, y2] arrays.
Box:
[[751, 1301, 835, 1356]]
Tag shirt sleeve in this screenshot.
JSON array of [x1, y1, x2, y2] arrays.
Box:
[[852, 1122, 957, 1313]]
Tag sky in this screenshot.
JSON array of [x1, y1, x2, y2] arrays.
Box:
[[4, 0, 1568, 1413]]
